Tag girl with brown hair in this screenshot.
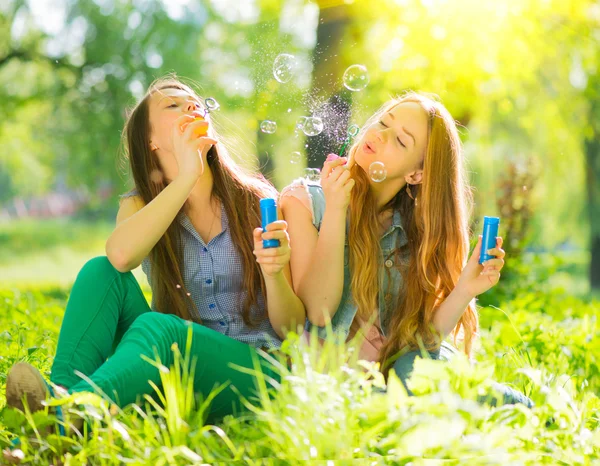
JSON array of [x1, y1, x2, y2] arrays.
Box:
[[281, 92, 532, 406], [6, 76, 305, 424]]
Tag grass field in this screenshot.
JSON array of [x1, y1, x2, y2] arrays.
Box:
[[0, 219, 599, 464]]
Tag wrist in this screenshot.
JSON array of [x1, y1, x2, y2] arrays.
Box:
[[453, 282, 476, 303], [323, 205, 348, 222], [263, 270, 286, 285], [175, 170, 200, 187]]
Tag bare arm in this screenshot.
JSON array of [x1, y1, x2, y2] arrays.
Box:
[[281, 186, 348, 327], [106, 114, 217, 272], [263, 264, 306, 339], [106, 173, 199, 272], [434, 236, 505, 336], [252, 215, 305, 339]]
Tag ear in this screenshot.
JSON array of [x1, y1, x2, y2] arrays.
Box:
[[150, 142, 158, 151], [405, 169, 423, 186]]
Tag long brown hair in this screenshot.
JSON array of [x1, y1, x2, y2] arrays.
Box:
[[346, 92, 477, 376], [121, 76, 276, 324]]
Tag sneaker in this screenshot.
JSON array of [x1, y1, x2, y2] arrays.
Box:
[[5, 362, 67, 436], [5, 362, 49, 413]]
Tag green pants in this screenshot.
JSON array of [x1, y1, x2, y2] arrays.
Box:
[[51, 257, 280, 421]]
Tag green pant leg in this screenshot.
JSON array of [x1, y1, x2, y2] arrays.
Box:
[[51, 256, 152, 389], [69, 313, 281, 421]]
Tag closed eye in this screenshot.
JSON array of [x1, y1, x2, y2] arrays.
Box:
[[379, 120, 406, 148]]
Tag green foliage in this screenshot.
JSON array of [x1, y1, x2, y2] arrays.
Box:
[[1, 0, 598, 251], [0, 281, 599, 464]]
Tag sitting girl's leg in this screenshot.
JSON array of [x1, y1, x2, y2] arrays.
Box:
[[391, 342, 534, 408], [50, 256, 152, 389], [69, 312, 280, 422]]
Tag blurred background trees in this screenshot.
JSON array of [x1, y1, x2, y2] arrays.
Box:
[[0, 0, 598, 293]]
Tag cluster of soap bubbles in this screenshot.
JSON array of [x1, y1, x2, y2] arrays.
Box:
[[270, 54, 371, 166]]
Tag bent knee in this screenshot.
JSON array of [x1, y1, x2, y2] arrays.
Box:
[[78, 256, 124, 281], [130, 312, 186, 334]]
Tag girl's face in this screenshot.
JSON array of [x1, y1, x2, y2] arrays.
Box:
[[147, 88, 207, 179], [354, 101, 429, 187]]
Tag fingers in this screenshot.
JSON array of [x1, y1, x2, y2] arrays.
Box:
[[335, 168, 352, 185], [344, 178, 356, 193], [469, 235, 483, 264], [253, 224, 290, 250], [253, 227, 264, 245], [264, 220, 288, 232], [346, 155, 356, 170], [253, 238, 291, 264], [482, 269, 501, 285], [196, 136, 218, 147], [323, 165, 353, 189], [322, 157, 348, 179], [482, 258, 504, 271], [486, 246, 505, 259], [175, 114, 194, 129]]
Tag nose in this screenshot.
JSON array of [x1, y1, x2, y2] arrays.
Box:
[[375, 128, 387, 144], [185, 101, 196, 113]]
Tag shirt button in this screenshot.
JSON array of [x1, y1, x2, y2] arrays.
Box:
[[205, 279, 212, 285], [208, 303, 216, 309], [385, 259, 394, 268], [203, 247, 208, 252]]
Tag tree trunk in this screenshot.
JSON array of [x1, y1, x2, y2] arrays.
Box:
[[306, 3, 353, 169], [584, 134, 600, 290]]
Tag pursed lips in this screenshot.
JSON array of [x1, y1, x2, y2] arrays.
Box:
[[363, 141, 376, 154]]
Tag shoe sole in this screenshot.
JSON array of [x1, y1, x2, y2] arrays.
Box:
[[6, 362, 48, 413]]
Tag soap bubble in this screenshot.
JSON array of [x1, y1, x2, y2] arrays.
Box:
[[343, 65, 370, 91], [294, 116, 308, 138], [273, 54, 297, 83], [302, 117, 324, 137], [296, 116, 307, 129], [260, 120, 277, 134], [290, 151, 302, 164], [305, 168, 321, 182], [369, 161, 387, 183]]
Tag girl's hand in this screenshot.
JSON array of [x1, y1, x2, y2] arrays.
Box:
[[457, 236, 505, 298], [172, 114, 218, 179], [321, 155, 354, 212], [253, 221, 291, 278]]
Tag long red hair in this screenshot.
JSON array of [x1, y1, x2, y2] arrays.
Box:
[[345, 92, 477, 376]]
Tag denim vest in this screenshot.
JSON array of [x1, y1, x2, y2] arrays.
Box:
[[304, 183, 409, 339]]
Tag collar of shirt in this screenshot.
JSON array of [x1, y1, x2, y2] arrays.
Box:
[[177, 203, 230, 245]]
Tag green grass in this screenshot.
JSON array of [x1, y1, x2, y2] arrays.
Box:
[[0, 220, 599, 463], [0, 284, 599, 464], [0, 219, 148, 287]]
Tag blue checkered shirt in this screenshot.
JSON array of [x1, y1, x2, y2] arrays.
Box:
[[122, 192, 282, 350]]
